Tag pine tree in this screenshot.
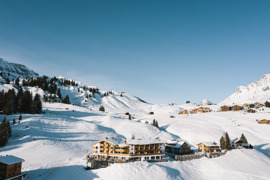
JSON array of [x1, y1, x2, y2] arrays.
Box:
[[31, 94, 42, 114], [13, 119, 16, 125], [0, 117, 8, 147], [265, 101, 270, 108], [224, 132, 231, 150], [57, 89, 62, 99], [131, 134, 135, 139], [15, 78, 20, 86], [155, 120, 159, 128], [99, 106, 105, 112], [7, 120, 11, 138], [19, 115, 22, 120], [220, 136, 225, 149], [128, 114, 131, 120], [240, 133, 248, 143], [62, 95, 70, 104]]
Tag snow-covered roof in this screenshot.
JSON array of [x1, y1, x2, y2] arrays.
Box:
[[166, 140, 187, 148], [94, 137, 125, 146], [0, 155, 24, 165], [126, 138, 164, 145], [199, 142, 219, 147]]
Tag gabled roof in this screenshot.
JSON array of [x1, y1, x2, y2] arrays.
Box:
[[198, 142, 219, 147], [166, 140, 189, 148], [0, 155, 24, 165], [93, 137, 125, 146]]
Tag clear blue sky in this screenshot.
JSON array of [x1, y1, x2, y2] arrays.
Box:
[[0, 0, 270, 104]]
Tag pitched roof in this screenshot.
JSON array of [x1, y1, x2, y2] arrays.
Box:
[[166, 140, 188, 148], [0, 155, 24, 165], [198, 142, 219, 147]]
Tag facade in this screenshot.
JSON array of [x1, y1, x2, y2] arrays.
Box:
[[0, 155, 26, 180], [193, 107, 211, 114], [198, 142, 220, 153], [258, 119, 270, 124], [165, 141, 193, 155], [231, 139, 243, 149], [92, 137, 165, 162], [247, 109, 256, 113], [179, 110, 190, 115], [232, 105, 242, 111], [220, 106, 230, 111], [243, 103, 250, 109]]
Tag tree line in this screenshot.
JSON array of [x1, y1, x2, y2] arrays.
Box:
[[0, 88, 42, 114]]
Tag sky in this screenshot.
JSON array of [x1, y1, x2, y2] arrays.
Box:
[[0, 0, 270, 104]]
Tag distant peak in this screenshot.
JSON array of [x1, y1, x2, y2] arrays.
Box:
[[0, 58, 39, 78]]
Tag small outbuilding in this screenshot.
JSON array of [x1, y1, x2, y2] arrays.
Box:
[[0, 155, 26, 180], [257, 119, 270, 124], [148, 112, 154, 115], [198, 142, 220, 153]]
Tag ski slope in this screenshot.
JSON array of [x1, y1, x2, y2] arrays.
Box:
[[1, 101, 270, 180]]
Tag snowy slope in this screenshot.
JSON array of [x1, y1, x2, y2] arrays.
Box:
[[0, 103, 270, 180], [221, 74, 270, 105]]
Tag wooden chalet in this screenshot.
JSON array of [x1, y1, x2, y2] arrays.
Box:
[[243, 103, 250, 109], [247, 109, 256, 113], [165, 141, 193, 155], [92, 137, 165, 162], [255, 103, 264, 109], [170, 115, 175, 118], [198, 142, 220, 153], [220, 105, 230, 112], [179, 110, 189, 115], [193, 107, 211, 114], [257, 119, 270, 124], [232, 105, 242, 111], [231, 139, 243, 149], [230, 139, 253, 149], [0, 155, 26, 180]]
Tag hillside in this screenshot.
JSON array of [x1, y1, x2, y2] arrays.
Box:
[[1, 103, 270, 180], [220, 74, 270, 105], [0, 60, 270, 180]]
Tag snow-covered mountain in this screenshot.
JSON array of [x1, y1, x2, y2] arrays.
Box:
[[0, 58, 39, 78], [220, 74, 270, 105]]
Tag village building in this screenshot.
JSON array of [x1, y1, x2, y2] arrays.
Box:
[[220, 105, 230, 112], [148, 112, 154, 115], [92, 137, 165, 162], [232, 105, 242, 111], [0, 155, 26, 180], [247, 109, 256, 113], [193, 107, 211, 114], [257, 119, 270, 124], [179, 109, 190, 115], [231, 139, 244, 149], [243, 103, 250, 109], [198, 142, 220, 153], [165, 141, 193, 155], [255, 103, 264, 109]]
